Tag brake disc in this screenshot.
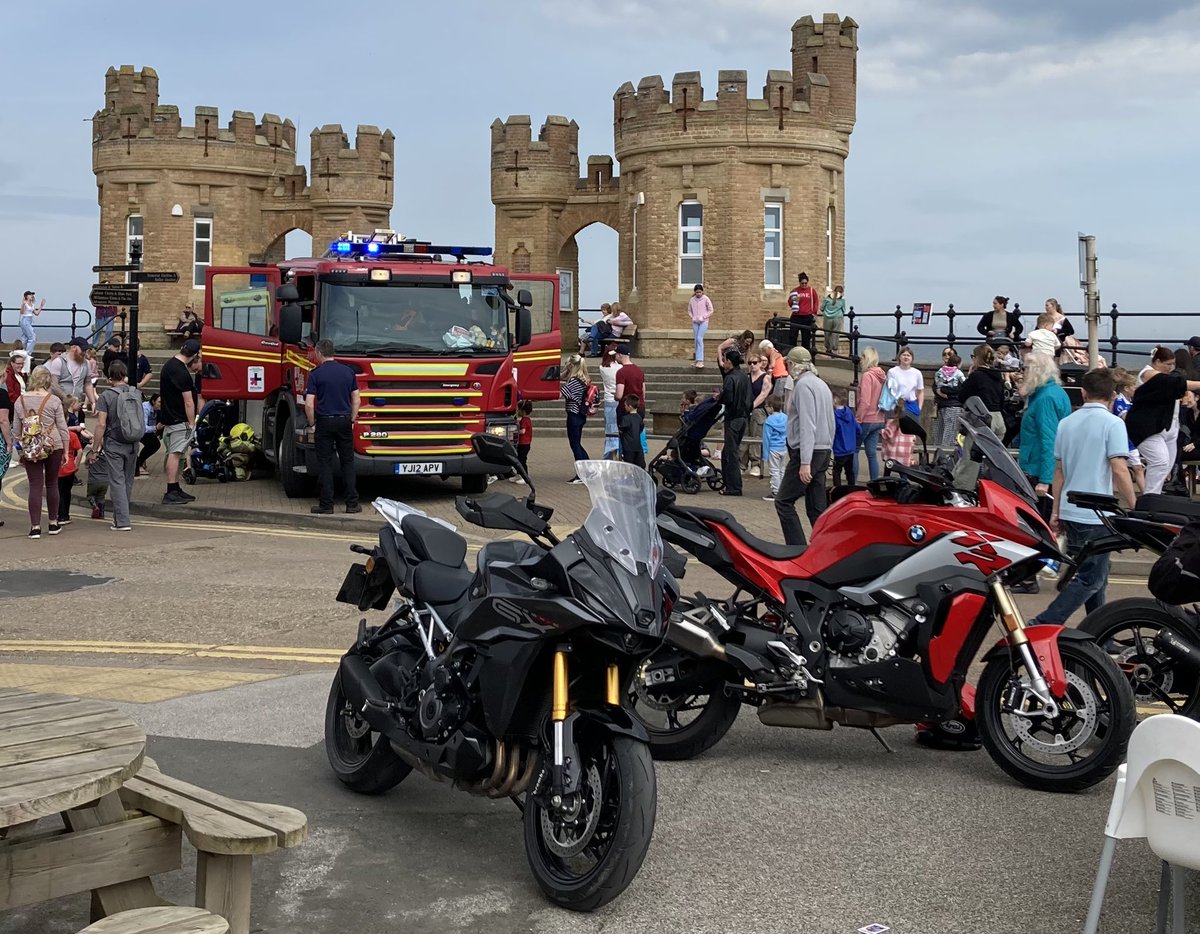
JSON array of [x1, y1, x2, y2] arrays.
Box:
[[539, 763, 603, 858], [342, 704, 372, 740], [1008, 670, 1098, 755], [1118, 641, 1174, 700]]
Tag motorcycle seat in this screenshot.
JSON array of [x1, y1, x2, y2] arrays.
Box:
[[412, 560, 474, 609], [674, 506, 807, 560], [401, 514, 468, 567], [1135, 493, 1200, 523]]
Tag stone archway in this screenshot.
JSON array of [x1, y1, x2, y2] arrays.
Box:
[[555, 217, 619, 321]]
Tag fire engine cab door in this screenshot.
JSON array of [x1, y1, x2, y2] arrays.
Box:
[[510, 274, 562, 402], [201, 267, 284, 401]]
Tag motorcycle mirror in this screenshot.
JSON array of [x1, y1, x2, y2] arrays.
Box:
[[655, 487, 677, 514], [898, 414, 926, 442], [964, 396, 990, 420]]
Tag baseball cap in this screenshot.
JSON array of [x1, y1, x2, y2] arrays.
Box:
[[181, 338, 202, 356], [617, 343, 632, 356], [68, 337, 89, 351], [1186, 336, 1200, 350], [786, 345, 812, 367]]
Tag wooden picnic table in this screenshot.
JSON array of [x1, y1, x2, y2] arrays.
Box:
[[0, 688, 147, 830]]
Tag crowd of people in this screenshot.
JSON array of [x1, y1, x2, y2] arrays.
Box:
[[0, 319, 205, 538]]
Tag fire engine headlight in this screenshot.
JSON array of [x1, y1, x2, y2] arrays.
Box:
[[487, 425, 508, 437]]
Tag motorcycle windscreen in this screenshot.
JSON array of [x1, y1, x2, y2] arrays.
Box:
[[575, 459, 663, 576], [960, 415, 1037, 502]]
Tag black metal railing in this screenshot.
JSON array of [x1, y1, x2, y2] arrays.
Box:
[[765, 302, 1196, 383], [0, 303, 134, 353]]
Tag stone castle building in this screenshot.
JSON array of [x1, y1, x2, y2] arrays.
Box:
[[491, 13, 858, 356], [92, 66, 393, 342]]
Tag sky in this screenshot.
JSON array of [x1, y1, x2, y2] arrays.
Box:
[[1, 0, 1197, 343]]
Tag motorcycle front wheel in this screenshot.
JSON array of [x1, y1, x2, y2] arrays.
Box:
[[324, 671, 412, 795], [977, 638, 1134, 793], [524, 735, 655, 912], [1078, 597, 1200, 719]]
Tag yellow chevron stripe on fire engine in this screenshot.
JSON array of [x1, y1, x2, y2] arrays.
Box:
[[359, 405, 481, 414], [364, 446, 472, 455], [202, 348, 280, 365], [286, 352, 313, 370], [363, 390, 483, 399], [370, 362, 469, 376], [513, 350, 560, 362]]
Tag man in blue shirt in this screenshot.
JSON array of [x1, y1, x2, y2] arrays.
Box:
[[1033, 369, 1135, 625], [304, 339, 361, 515]]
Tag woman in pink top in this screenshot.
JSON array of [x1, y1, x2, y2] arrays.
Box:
[[12, 365, 71, 539], [687, 283, 714, 369], [854, 346, 887, 481]]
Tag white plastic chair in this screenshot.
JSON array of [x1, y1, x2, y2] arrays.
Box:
[[1084, 714, 1200, 934]]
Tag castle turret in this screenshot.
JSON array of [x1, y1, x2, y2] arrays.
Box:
[[93, 66, 393, 341], [492, 11, 858, 357]]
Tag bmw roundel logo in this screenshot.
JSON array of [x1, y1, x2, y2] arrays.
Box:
[[908, 525, 927, 543]]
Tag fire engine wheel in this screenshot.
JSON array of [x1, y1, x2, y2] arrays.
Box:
[[278, 418, 314, 499], [462, 474, 489, 495]]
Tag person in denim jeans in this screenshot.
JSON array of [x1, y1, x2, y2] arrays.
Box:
[[854, 346, 887, 481], [1032, 369, 1136, 625], [19, 291, 43, 362], [559, 354, 592, 482]]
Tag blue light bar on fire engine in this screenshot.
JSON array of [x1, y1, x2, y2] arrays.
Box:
[[327, 239, 493, 259]]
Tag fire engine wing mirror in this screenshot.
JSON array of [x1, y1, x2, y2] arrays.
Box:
[[278, 304, 303, 345], [277, 284, 299, 303], [517, 288, 533, 308], [514, 306, 532, 348]]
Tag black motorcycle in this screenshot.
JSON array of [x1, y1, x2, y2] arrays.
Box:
[[1065, 491, 1200, 718], [324, 435, 676, 911]]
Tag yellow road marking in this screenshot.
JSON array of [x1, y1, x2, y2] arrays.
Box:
[[0, 662, 279, 703], [0, 639, 342, 664]]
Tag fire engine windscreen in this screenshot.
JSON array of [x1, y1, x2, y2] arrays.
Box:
[[319, 282, 512, 355]]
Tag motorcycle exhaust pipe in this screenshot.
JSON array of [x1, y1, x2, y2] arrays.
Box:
[[1153, 628, 1200, 673], [339, 654, 394, 732], [667, 612, 726, 661]]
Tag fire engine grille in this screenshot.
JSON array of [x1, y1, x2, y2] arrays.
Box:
[[358, 416, 482, 455]]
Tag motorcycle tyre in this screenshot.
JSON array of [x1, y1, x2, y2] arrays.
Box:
[[324, 671, 412, 795], [1078, 597, 1200, 719], [976, 638, 1134, 793], [524, 736, 655, 912], [632, 675, 741, 761]]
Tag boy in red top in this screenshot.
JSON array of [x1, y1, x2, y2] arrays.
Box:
[[510, 399, 534, 485], [56, 429, 83, 525], [786, 272, 820, 354]]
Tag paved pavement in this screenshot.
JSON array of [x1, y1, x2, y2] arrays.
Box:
[[0, 450, 1186, 934]]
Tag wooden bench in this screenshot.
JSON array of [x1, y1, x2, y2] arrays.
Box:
[[79, 906, 228, 933], [118, 757, 307, 934], [162, 326, 188, 346]]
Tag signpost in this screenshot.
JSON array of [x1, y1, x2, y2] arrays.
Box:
[[90, 246, 181, 376], [89, 284, 140, 306], [92, 263, 140, 274], [1078, 234, 1099, 368], [129, 271, 180, 284]]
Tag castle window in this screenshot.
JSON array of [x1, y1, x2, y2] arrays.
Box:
[[124, 215, 143, 284], [631, 202, 639, 290], [557, 269, 574, 312], [812, 55, 819, 75], [764, 203, 783, 288], [679, 201, 703, 286], [193, 218, 212, 289], [826, 207, 835, 290]]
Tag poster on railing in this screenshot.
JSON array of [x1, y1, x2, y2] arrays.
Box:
[[912, 302, 932, 325]]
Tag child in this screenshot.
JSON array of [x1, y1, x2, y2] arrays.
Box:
[[64, 394, 94, 448], [994, 342, 1021, 373], [1025, 312, 1060, 358], [760, 398, 788, 501], [618, 394, 646, 468], [679, 389, 698, 416], [56, 429, 83, 525], [1111, 368, 1146, 493], [832, 388, 861, 487], [510, 399, 533, 485], [86, 447, 110, 521]]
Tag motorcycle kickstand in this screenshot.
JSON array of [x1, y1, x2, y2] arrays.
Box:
[[870, 728, 894, 754], [510, 795, 524, 815]]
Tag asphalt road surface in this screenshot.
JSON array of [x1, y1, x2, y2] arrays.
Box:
[[0, 473, 1190, 934]]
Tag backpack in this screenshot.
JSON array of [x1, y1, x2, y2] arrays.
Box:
[[17, 395, 54, 462], [1148, 520, 1200, 606], [105, 385, 145, 444]]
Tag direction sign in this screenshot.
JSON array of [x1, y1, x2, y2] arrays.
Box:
[[130, 271, 179, 284], [92, 264, 140, 273], [89, 284, 140, 306]]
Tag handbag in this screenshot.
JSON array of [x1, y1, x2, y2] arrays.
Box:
[[877, 380, 897, 414]]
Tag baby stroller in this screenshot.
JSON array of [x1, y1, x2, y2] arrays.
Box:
[[649, 396, 724, 494], [182, 400, 239, 484]]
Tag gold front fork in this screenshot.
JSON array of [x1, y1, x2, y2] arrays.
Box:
[[606, 664, 620, 706], [990, 580, 1057, 714], [990, 581, 1030, 646], [552, 650, 568, 721]]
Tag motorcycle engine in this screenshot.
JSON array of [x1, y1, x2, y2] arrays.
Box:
[[415, 668, 468, 742], [824, 606, 915, 666]]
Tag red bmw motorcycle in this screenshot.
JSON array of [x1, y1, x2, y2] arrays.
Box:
[[637, 401, 1135, 792]]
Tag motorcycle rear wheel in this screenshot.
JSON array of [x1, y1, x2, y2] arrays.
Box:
[[627, 655, 741, 761], [524, 736, 655, 912], [977, 639, 1134, 793], [324, 671, 412, 795], [1078, 597, 1200, 719]]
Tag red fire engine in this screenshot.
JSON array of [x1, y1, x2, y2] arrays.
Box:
[[199, 231, 561, 495]]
